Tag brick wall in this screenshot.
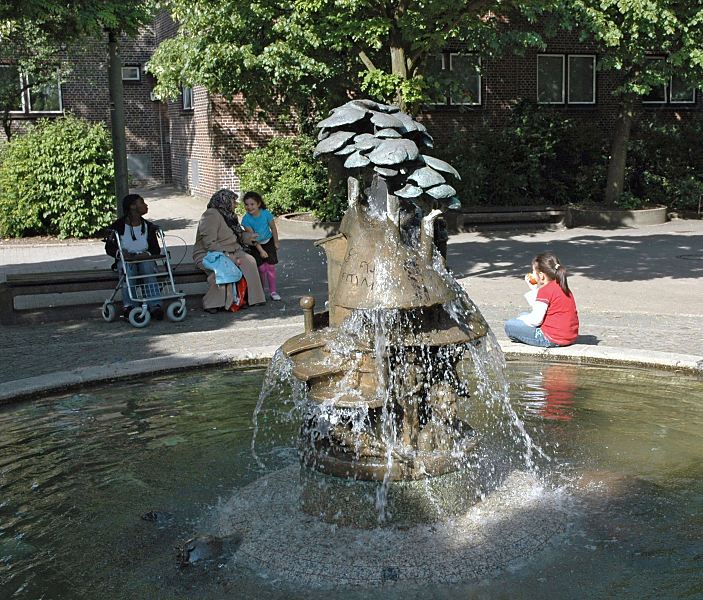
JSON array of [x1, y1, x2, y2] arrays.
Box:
[[3, 29, 168, 185], [421, 30, 700, 149]]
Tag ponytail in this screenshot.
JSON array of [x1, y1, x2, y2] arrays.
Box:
[[532, 252, 571, 296]]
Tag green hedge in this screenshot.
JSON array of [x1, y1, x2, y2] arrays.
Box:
[[437, 101, 702, 211], [627, 114, 703, 211], [436, 101, 606, 208], [238, 135, 344, 222], [238, 107, 703, 217], [0, 114, 115, 238]]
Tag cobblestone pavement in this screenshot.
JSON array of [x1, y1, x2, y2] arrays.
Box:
[[2, 186, 702, 390]]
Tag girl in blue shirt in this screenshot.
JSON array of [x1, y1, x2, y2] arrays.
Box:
[[241, 191, 281, 301]]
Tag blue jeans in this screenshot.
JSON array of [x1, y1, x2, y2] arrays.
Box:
[[121, 260, 161, 309], [504, 317, 558, 348]]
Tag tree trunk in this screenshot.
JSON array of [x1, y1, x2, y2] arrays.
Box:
[[604, 97, 636, 206], [389, 21, 408, 111], [2, 109, 11, 140], [107, 29, 129, 217]]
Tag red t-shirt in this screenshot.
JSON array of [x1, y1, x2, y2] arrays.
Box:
[[536, 280, 579, 345]]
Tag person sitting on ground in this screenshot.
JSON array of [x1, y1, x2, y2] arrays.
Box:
[[504, 251, 579, 347], [192, 189, 266, 313], [105, 193, 164, 320], [241, 191, 282, 301]]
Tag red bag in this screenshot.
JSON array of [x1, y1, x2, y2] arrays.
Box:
[[229, 278, 248, 312]]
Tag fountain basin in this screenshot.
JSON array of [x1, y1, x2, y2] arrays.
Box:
[[2, 361, 702, 598]]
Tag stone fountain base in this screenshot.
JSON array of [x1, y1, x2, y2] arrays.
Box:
[[213, 466, 570, 587], [300, 467, 480, 527]]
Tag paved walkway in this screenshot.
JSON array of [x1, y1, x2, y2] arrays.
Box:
[[1, 185, 702, 401]]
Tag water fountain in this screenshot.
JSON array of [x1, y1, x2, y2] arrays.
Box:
[[211, 101, 571, 582], [279, 99, 493, 523]]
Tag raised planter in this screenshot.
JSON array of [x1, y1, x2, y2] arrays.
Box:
[[277, 212, 340, 238], [566, 205, 668, 228], [446, 206, 566, 233]]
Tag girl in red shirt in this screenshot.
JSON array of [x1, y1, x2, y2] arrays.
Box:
[[504, 252, 579, 347]]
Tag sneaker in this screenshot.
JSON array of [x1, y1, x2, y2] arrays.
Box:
[[270, 292, 281, 301]]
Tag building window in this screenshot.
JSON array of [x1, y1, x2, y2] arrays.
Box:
[[27, 73, 63, 113], [448, 53, 481, 105], [568, 55, 596, 104], [643, 57, 697, 104], [1, 67, 63, 114], [537, 54, 565, 104], [427, 52, 481, 107], [182, 86, 194, 110], [121, 65, 141, 81], [670, 74, 696, 104], [642, 57, 667, 104], [0, 64, 24, 112], [538, 54, 596, 105]]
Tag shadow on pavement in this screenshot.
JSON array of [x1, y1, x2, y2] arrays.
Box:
[[447, 233, 703, 282]]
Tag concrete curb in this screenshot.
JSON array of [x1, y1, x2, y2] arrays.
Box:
[[2, 342, 700, 405]]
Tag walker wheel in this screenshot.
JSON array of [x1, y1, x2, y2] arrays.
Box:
[[167, 300, 187, 322], [128, 306, 151, 328], [102, 302, 117, 322]]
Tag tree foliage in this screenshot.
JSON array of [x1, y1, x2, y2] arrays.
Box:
[[0, 114, 116, 238], [149, 0, 556, 120], [0, 1, 157, 138], [564, 1, 703, 204]]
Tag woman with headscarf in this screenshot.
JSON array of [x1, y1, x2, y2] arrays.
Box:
[[192, 189, 266, 312]]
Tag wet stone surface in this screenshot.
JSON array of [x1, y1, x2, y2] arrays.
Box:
[[213, 466, 570, 587]]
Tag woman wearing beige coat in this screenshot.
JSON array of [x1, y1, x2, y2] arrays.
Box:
[[192, 189, 266, 311]]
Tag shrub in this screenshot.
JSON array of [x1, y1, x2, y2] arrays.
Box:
[[0, 114, 115, 238], [436, 101, 607, 208], [238, 135, 344, 221], [627, 114, 703, 211]]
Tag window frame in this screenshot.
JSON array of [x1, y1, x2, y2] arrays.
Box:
[[567, 54, 597, 105], [121, 65, 141, 82], [26, 71, 63, 114], [537, 53, 566, 105], [669, 74, 696, 105], [0, 64, 26, 113], [448, 52, 482, 106], [182, 86, 194, 111], [641, 56, 667, 104]]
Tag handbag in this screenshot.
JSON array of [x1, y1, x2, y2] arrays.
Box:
[[229, 277, 248, 312]]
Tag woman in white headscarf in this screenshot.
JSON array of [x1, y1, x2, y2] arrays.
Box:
[[192, 189, 266, 312]]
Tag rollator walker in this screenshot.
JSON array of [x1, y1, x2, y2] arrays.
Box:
[[102, 228, 187, 328]]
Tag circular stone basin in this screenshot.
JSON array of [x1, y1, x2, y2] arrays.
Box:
[[1, 361, 702, 599]]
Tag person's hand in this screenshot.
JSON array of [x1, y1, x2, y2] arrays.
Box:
[[259, 248, 269, 259], [274, 240, 280, 249], [524, 272, 538, 289], [235, 257, 243, 266]]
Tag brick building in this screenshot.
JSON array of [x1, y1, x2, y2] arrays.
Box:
[[2, 13, 700, 200]]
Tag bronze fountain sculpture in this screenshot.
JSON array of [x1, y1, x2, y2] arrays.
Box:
[[281, 100, 493, 501]]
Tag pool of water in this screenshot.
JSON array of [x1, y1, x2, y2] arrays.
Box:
[[1, 361, 702, 599]]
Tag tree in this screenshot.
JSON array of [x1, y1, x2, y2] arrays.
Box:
[[1, 0, 157, 213], [148, 0, 556, 122], [570, 1, 703, 205]]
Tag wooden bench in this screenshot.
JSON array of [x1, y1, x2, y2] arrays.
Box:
[[0, 265, 207, 325], [445, 206, 566, 232]]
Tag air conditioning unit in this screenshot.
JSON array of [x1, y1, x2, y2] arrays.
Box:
[[149, 90, 159, 102]]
